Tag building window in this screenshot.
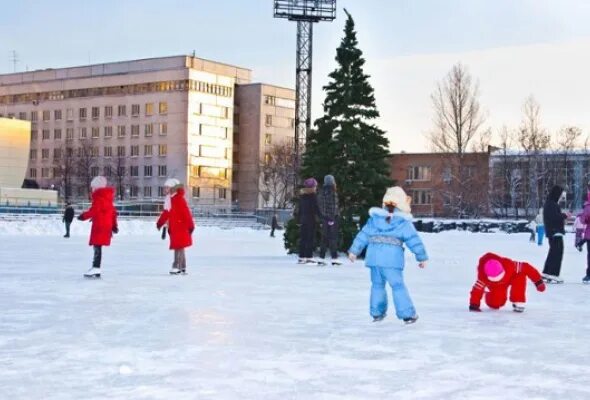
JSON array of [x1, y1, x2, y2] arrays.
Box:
[[66, 147, 74, 157], [145, 103, 153, 116], [158, 144, 167, 157], [41, 149, 49, 160], [29, 168, 37, 178], [159, 123, 167, 136], [91, 166, 99, 177], [42, 110, 50, 121], [104, 166, 112, 177], [79, 127, 87, 140], [118, 105, 126, 117], [131, 125, 140, 138], [117, 125, 126, 138], [290, 118, 295, 128], [143, 186, 152, 197], [105, 106, 113, 119], [218, 188, 227, 199], [264, 153, 271, 165], [53, 148, 62, 160], [130, 145, 139, 157], [91, 147, 99, 157], [407, 166, 432, 182], [192, 187, 200, 198], [54, 110, 62, 120], [128, 166, 138, 177], [41, 168, 49, 178], [104, 146, 113, 157], [117, 146, 126, 157], [265, 134, 272, 145], [104, 126, 113, 139], [92, 107, 100, 120], [79, 108, 87, 121], [144, 123, 153, 137], [144, 165, 153, 177], [264, 95, 276, 105], [158, 165, 167, 177], [158, 186, 165, 197], [131, 104, 140, 117], [130, 186, 139, 198], [410, 190, 433, 206], [66, 109, 73, 121], [54, 129, 62, 140], [91, 127, 100, 139], [159, 102, 168, 114], [30, 111, 38, 122], [66, 128, 74, 140], [442, 167, 452, 183], [30, 149, 37, 160], [31, 130, 38, 141], [42, 129, 50, 140], [265, 114, 272, 126]]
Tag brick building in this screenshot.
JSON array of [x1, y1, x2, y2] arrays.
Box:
[[389, 151, 491, 217]]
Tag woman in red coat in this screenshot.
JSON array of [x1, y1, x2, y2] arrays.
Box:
[[156, 180, 195, 275], [469, 252, 545, 313], [77, 176, 118, 278]]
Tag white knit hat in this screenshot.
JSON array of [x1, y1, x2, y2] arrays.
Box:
[[90, 176, 107, 191], [382, 186, 412, 214], [164, 178, 180, 188]]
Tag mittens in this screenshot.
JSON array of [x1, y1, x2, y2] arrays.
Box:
[[469, 304, 481, 312], [77, 215, 83, 221], [112, 226, 119, 234], [535, 279, 546, 292]]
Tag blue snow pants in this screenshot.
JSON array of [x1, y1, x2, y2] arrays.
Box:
[[537, 226, 545, 246], [369, 266, 416, 320]]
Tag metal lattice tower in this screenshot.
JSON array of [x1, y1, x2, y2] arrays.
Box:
[[274, 0, 336, 186]]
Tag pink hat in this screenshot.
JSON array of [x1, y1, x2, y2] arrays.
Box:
[[484, 259, 505, 282]]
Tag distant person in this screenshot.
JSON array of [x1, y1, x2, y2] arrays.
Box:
[[578, 188, 590, 283], [526, 219, 536, 243], [469, 252, 545, 313], [318, 175, 341, 266], [348, 186, 428, 324], [62, 202, 75, 238], [270, 213, 279, 238], [297, 178, 322, 264], [535, 208, 545, 246], [77, 176, 118, 279], [542, 185, 569, 284]]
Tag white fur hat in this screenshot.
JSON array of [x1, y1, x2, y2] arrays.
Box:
[[383, 186, 412, 214], [90, 176, 107, 191], [164, 178, 180, 188]]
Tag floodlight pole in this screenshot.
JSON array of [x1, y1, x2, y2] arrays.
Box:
[[295, 20, 313, 183]]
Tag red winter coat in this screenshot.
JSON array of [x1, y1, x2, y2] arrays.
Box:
[[156, 188, 195, 250], [79, 187, 118, 246], [469, 252, 543, 308]]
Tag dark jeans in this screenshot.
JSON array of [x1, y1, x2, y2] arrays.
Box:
[[299, 222, 316, 258], [270, 227, 275, 237], [543, 236, 564, 277], [320, 220, 338, 259], [64, 222, 71, 237], [586, 241, 590, 277], [92, 246, 102, 268]]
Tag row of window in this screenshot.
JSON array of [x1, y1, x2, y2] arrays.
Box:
[[263, 95, 296, 109], [30, 165, 168, 179], [0, 79, 234, 106], [264, 114, 295, 128], [17, 103, 167, 123], [406, 165, 478, 182], [31, 124, 167, 141], [30, 144, 168, 160]]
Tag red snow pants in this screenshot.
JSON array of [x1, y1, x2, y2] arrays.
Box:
[[484, 274, 528, 309]]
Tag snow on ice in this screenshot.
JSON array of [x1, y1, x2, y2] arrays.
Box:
[[1, 217, 589, 399]]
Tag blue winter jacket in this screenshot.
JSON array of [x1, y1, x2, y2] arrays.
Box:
[[349, 207, 428, 269]]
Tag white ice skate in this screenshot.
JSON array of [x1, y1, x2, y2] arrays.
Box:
[[512, 303, 525, 313], [84, 267, 101, 279], [332, 260, 342, 266], [542, 273, 564, 284], [169, 267, 182, 275]]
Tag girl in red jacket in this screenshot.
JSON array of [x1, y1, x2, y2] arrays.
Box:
[[469, 252, 545, 313], [78, 176, 118, 278], [156, 180, 195, 275]]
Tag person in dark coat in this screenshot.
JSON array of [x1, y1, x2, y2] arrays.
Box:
[[62, 202, 75, 238], [542, 185, 569, 283], [318, 175, 340, 265], [298, 178, 322, 264], [270, 213, 279, 237]]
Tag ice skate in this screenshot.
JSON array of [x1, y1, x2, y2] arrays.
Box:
[[331, 260, 342, 266], [582, 276, 590, 284], [512, 303, 525, 313], [542, 273, 564, 284], [316, 259, 327, 266], [372, 314, 386, 322], [169, 267, 182, 275], [403, 315, 419, 325], [83, 267, 101, 279], [297, 258, 307, 264]]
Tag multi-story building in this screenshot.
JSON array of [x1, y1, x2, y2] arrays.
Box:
[[389, 151, 490, 218], [0, 56, 295, 210], [234, 83, 295, 211]]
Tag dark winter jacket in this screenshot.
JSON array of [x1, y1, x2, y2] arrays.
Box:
[[271, 215, 279, 229], [79, 187, 118, 247], [543, 185, 566, 239], [318, 186, 339, 221], [297, 188, 321, 225], [63, 206, 75, 223]]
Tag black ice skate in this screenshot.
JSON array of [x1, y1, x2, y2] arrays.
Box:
[[403, 315, 419, 325], [331, 260, 342, 266], [372, 314, 386, 322]]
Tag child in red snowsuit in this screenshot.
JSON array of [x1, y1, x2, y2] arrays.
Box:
[[78, 176, 118, 278], [156, 182, 195, 275], [469, 252, 546, 313]]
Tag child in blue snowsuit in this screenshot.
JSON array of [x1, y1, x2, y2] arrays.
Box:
[[348, 187, 428, 324]]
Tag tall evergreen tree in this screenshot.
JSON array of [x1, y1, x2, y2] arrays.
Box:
[[295, 9, 391, 250]]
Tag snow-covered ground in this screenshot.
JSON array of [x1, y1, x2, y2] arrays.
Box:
[[1, 218, 589, 399]]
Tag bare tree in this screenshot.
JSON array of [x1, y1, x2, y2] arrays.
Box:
[[75, 141, 98, 199], [259, 142, 296, 209], [489, 126, 521, 217], [110, 156, 128, 201], [53, 144, 76, 201]]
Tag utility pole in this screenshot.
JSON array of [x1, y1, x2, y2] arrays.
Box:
[[10, 50, 19, 72]]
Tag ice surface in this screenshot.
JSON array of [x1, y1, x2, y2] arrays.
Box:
[[1, 219, 589, 399]]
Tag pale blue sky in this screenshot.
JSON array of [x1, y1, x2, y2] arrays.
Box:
[[3, 0, 590, 151]]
